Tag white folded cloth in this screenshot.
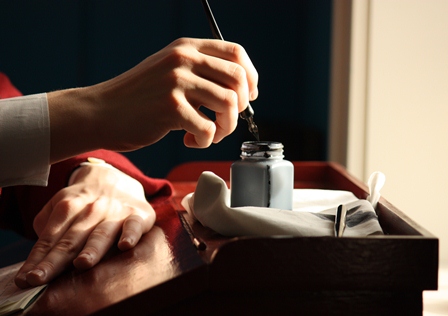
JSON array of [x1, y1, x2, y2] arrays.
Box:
[[181, 171, 384, 237]]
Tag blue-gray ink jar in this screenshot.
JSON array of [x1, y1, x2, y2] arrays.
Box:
[[230, 141, 294, 210]]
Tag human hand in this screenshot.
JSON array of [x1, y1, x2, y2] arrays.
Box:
[[47, 38, 259, 163], [14, 162, 156, 288]]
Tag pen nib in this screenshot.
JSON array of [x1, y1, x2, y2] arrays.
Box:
[[239, 104, 260, 141], [246, 117, 260, 141]]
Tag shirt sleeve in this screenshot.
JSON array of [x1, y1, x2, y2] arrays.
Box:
[[0, 93, 51, 187]]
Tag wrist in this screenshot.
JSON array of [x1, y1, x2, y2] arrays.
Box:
[[68, 157, 116, 186], [68, 157, 146, 200], [47, 88, 101, 163]]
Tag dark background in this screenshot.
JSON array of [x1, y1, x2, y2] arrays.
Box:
[[0, 0, 332, 178]]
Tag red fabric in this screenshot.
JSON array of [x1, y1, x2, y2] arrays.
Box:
[[0, 73, 173, 239], [0, 73, 22, 99]]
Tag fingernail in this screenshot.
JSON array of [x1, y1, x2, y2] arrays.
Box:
[[16, 273, 27, 282], [121, 237, 133, 245], [28, 269, 45, 278], [78, 252, 92, 261]]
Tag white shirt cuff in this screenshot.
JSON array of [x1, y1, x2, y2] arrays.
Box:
[[0, 93, 50, 187]]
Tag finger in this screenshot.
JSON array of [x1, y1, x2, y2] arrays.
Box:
[[181, 107, 216, 148], [15, 230, 88, 288], [192, 54, 250, 113], [118, 212, 156, 251], [184, 77, 239, 142], [213, 110, 238, 143], [15, 197, 86, 288], [23, 235, 85, 287], [15, 200, 106, 288], [73, 220, 122, 270], [194, 39, 259, 100]]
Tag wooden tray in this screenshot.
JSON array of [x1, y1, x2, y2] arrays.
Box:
[[162, 161, 438, 315]]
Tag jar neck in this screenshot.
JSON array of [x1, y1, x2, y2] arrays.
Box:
[[240, 141, 284, 160]]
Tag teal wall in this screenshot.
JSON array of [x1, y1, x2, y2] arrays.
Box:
[[1, 0, 332, 178]]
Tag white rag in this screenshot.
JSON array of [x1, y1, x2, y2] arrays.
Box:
[[181, 171, 384, 237]]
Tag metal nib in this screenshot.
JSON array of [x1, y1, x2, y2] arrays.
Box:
[[246, 116, 260, 141], [239, 104, 260, 141]]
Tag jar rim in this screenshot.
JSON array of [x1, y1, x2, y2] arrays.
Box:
[[241, 141, 284, 159], [241, 141, 283, 151]]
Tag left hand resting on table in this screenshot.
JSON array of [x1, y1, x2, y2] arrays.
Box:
[[14, 163, 156, 288]]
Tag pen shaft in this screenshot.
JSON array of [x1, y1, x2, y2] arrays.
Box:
[[201, 0, 224, 40], [200, 0, 259, 141]]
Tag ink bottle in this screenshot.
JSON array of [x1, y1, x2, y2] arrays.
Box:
[[230, 141, 294, 210]]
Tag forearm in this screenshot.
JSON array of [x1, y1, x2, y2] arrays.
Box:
[[47, 87, 102, 164]]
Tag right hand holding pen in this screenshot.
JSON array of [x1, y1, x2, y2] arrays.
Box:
[[47, 38, 259, 163]]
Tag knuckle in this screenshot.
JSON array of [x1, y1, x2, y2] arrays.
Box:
[[88, 199, 108, 216], [167, 46, 193, 68], [82, 246, 100, 259], [172, 37, 190, 47], [53, 199, 73, 218], [223, 89, 238, 107], [82, 205, 97, 218], [33, 238, 54, 253], [37, 260, 56, 273], [164, 83, 186, 114], [52, 197, 85, 220], [53, 238, 78, 255], [126, 214, 144, 225], [230, 43, 246, 59], [89, 227, 113, 241], [169, 68, 188, 89], [231, 64, 247, 82], [229, 65, 248, 100]]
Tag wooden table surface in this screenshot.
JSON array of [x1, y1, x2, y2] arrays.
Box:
[[18, 162, 438, 316]]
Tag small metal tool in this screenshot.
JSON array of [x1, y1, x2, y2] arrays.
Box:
[[334, 204, 348, 237], [178, 212, 207, 251], [200, 0, 260, 141]]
